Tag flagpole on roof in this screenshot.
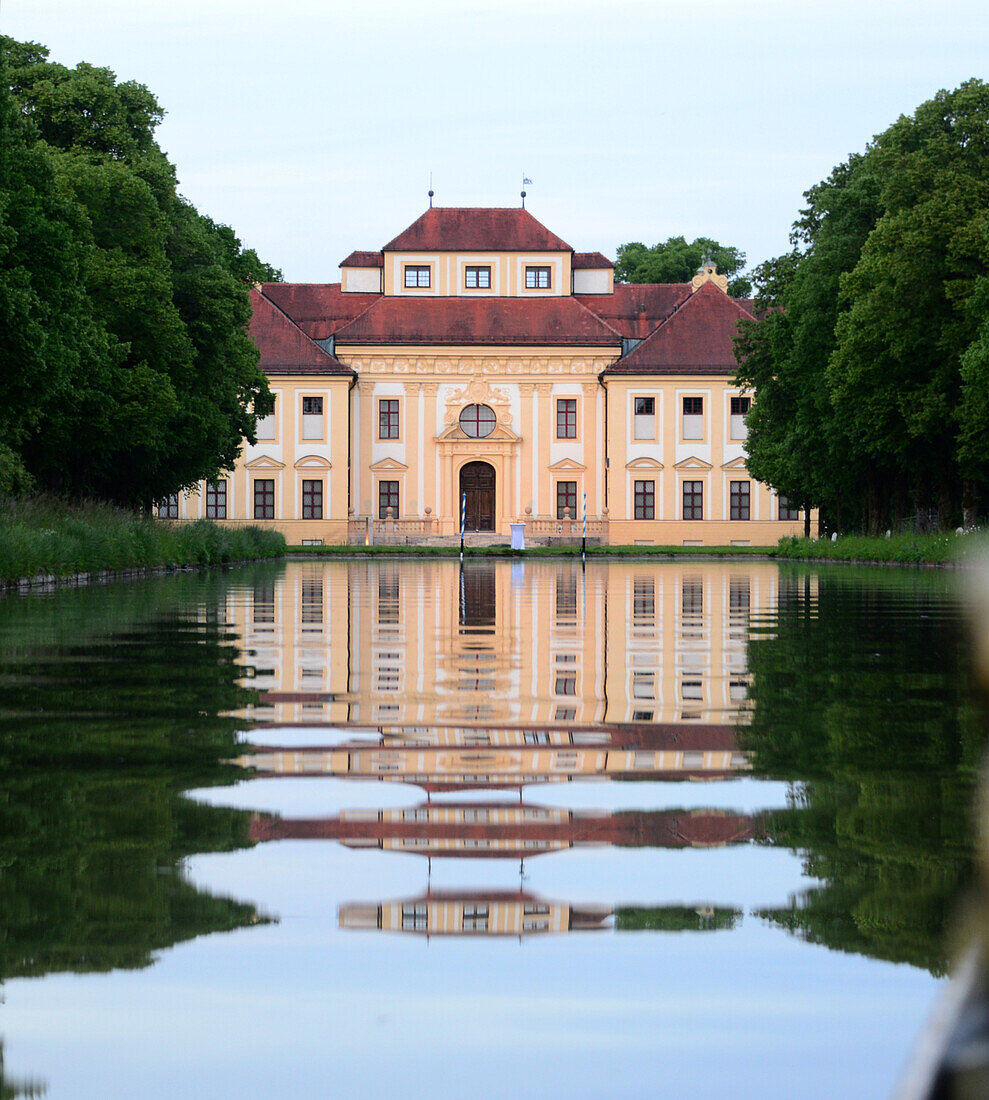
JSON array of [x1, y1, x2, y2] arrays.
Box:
[[521, 173, 532, 208]]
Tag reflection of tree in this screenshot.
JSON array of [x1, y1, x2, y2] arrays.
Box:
[[615, 906, 741, 932], [0, 1041, 46, 1098], [740, 569, 984, 975]]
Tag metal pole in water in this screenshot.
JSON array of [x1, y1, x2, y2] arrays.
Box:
[[460, 491, 466, 562]]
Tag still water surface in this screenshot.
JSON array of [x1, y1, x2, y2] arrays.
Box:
[[0, 559, 980, 1098]]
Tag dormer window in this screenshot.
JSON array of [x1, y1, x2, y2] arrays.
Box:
[[404, 265, 430, 288], [525, 266, 551, 289], [465, 266, 491, 289]]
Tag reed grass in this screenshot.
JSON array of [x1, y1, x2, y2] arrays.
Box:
[[0, 496, 285, 583]]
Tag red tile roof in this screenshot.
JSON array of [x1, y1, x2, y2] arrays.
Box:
[[249, 289, 353, 375], [606, 280, 756, 374], [340, 250, 383, 268], [259, 282, 379, 342], [577, 283, 691, 339], [572, 251, 613, 269], [383, 208, 572, 252], [334, 296, 621, 347]]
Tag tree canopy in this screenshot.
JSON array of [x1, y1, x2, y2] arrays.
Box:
[[0, 37, 280, 507], [615, 235, 751, 296], [735, 79, 989, 532]]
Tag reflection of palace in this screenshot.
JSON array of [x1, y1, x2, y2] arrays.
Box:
[[339, 891, 741, 937], [239, 724, 748, 789], [228, 559, 795, 729], [249, 804, 762, 857]]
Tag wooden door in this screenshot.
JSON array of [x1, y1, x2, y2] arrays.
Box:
[[459, 462, 495, 531]]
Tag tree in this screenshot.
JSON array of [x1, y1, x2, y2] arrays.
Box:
[[0, 36, 277, 506], [615, 235, 751, 296]]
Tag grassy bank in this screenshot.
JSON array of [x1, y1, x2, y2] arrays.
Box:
[[289, 530, 970, 565], [0, 497, 285, 584]]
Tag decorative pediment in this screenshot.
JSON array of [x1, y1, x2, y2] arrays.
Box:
[[549, 458, 587, 471], [294, 454, 332, 470], [436, 421, 520, 443], [720, 456, 749, 471], [443, 378, 513, 428], [626, 457, 664, 470], [673, 455, 712, 470], [245, 455, 286, 470], [369, 457, 409, 471]]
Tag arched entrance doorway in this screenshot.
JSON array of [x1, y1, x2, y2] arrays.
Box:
[[459, 461, 496, 532]]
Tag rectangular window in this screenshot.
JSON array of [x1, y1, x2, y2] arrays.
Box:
[[682, 396, 703, 440], [730, 480, 750, 520], [682, 480, 703, 520], [254, 479, 274, 519], [206, 480, 226, 519], [158, 493, 179, 519], [378, 399, 399, 439], [556, 480, 577, 520], [778, 496, 800, 521], [554, 673, 576, 696], [255, 397, 275, 440], [730, 395, 751, 440], [465, 265, 491, 288], [525, 266, 551, 288], [403, 265, 430, 288], [556, 398, 577, 439], [634, 396, 656, 440], [634, 480, 655, 520], [379, 480, 399, 519], [302, 395, 323, 440], [302, 479, 323, 520]]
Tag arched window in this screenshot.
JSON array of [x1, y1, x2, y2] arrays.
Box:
[[459, 404, 496, 438]]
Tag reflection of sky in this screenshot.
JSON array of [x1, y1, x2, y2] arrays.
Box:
[[3, 833, 939, 1099]]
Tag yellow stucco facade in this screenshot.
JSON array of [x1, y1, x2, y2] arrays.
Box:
[[169, 207, 808, 545]]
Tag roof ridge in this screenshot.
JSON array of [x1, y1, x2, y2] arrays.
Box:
[[569, 294, 623, 339]]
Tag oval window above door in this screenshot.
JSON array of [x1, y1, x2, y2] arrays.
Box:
[[459, 404, 496, 438]]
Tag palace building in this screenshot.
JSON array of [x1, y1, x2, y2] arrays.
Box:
[[164, 206, 803, 545]]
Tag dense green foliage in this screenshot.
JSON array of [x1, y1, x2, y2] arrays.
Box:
[[773, 531, 964, 564], [740, 569, 982, 973], [735, 80, 989, 533], [0, 496, 285, 582], [614, 235, 751, 296], [0, 38, 279, 507]]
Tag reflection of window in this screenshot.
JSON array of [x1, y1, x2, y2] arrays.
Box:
[[206, 481, 226, 519], [682, 480, 703, 520], [729, 577, 750, 616], [554, 674, 576, 696], [632, 710, 654, 721], [556, 399, 577, 438], [557, 481, 577, 519], [302, 479, 323, 519], [253, 584, 275, 624], [463, 905, 488, 931], [254, 479, 274, 519], [524, 730, 550, 744], [681, 679, 703, 700], [465, 266, 491, 288], [377, 569, 399, 624], [402, 904, 427, 930], [682, 751, 704, 768], [682, 396, 703, 439], [633, 577, 655, 620], [730, 480, 750, 520], [682, 578, 703, 617], [459, 404, 496, 438], [525, 266, 551, 288], [404, 265, 430, 288], [632, 672, 655, 699], [378, 399, 399, 439], [555, 571, 577, 618], [555, 707, 576, 721], [302, 579, 322, 623], [634, 480, 655, 520], [634, 396, 656, 440], [730, 680, 748, 701]]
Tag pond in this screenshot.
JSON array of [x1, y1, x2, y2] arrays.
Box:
[[0, 558, 981, 1098]]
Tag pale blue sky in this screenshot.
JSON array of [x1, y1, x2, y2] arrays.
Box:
[[4, 0, 988, 282]]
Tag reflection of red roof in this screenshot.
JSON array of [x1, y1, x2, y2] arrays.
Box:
[[340, 250, 383, 268], [607, 281, 756, 374], [572, 251, 613, 269], [259, 282, 379, 341], [248, 289, 352, 375], [384, 208, 572, 252], [334, 296, 621, 347], [577, 283, 691, 339]]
